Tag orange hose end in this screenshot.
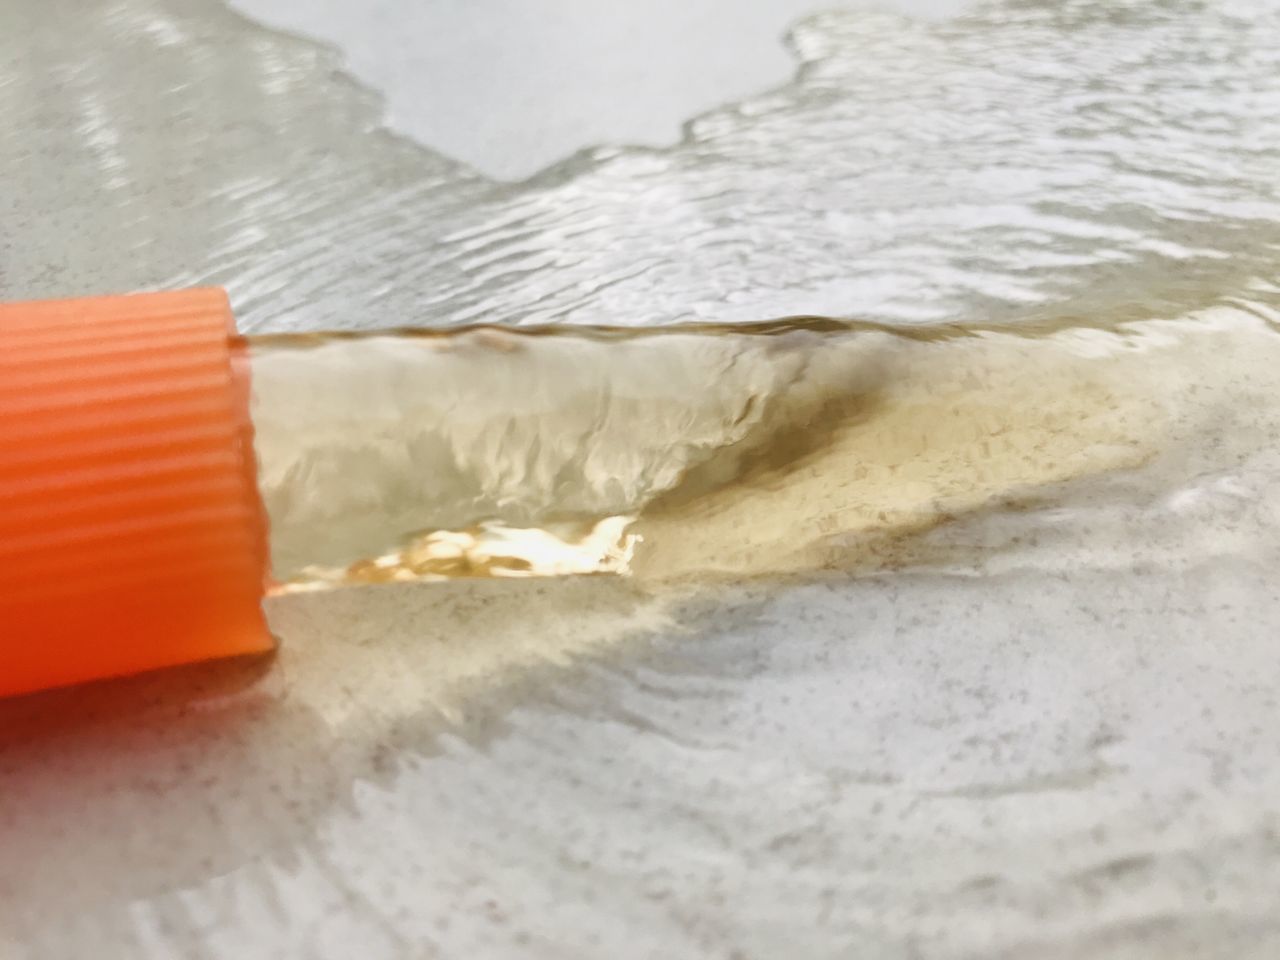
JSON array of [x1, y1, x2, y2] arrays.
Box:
[[0, 288, 272, 698]]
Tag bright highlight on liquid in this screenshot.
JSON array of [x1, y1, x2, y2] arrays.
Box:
[[274, 516, 639, 593]]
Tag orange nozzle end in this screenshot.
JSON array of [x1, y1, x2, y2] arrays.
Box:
[[0, 288, 272, 698]]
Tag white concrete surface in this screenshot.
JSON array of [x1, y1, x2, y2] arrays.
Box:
[[4, 0, 1280, 956], [226, 0, 965, 179]]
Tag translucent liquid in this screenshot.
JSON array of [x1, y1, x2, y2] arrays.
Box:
[[246, 307, 1279, 593]]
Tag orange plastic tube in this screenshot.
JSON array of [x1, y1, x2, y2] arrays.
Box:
[[0, 288, 272, 698]]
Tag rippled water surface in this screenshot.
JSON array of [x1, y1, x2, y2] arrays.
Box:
[[4, 0, 1280, 956]]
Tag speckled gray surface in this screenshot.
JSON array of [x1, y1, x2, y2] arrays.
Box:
[[3, 0, 1280, 957]]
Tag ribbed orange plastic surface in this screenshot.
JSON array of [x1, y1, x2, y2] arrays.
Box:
[[0, 288, 272, 698]]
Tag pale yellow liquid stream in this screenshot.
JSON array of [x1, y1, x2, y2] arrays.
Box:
[[246, 305, 1280, 593]]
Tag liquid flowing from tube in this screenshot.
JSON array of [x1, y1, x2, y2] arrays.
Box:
[[245, 307, 1280, 593]]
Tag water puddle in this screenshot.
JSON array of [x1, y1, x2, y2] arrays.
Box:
[[9, 0, 1280, 599]]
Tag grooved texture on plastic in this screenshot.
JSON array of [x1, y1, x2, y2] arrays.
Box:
[[0, 288, 271, 698]]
